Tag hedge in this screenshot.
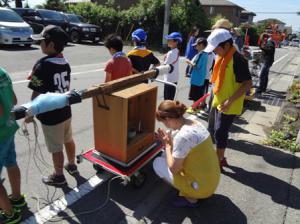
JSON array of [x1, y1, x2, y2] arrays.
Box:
[[67, 0, 210, 48]]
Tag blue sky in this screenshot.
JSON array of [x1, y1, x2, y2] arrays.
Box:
[[24, 0, 300, 32], [230, 0, 300, 32]]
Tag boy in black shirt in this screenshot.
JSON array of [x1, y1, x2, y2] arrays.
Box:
[[127, 28, 160, 74], [27, 25, 77, 186]]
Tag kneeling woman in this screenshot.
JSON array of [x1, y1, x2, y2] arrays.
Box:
[[153, 100, 220, 207]]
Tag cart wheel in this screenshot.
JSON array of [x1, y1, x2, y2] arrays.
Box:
[[76, 155, 83, 164], [130, 172, 147, 188], [93, 163, 104, 174]]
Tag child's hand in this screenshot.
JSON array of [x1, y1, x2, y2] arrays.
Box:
[[219, 99, 232, 112]]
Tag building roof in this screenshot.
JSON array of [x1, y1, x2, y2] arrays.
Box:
[[256, 18, 286, 25], [199, 0, 244, 9], [241, 10, 256, 16]]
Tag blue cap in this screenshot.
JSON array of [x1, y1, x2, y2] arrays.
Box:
[[132, 28, 147, 42], [164, 32, 182, 43]]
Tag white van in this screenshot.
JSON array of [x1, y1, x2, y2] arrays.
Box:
[[0, 7, 33, 46]]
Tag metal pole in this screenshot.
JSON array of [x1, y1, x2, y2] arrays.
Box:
[[162, 0, 171, 47]]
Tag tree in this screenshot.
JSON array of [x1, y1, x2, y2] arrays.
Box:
[[24, 0, 30, 8], [15, 0, 22, 7], [0, 0, 11, 7], [44, 0, 66, 11]]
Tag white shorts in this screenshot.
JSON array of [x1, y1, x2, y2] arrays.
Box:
[[153, 155, 173, 184]]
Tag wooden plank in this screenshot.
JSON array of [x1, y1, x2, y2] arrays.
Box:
[[81, 70, 157, 99]]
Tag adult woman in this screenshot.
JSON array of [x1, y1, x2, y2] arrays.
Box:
[[153, 100, 220, 207]]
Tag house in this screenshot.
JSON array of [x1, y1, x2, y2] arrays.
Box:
[[240, 10, 256, 24], [199, 0, 255, 26], [256, 19, 286, 32]]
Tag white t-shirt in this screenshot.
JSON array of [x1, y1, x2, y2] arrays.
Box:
[[206, 52, 215, 80], [163, 48, 180, 83], [172, 122, 210, 159]]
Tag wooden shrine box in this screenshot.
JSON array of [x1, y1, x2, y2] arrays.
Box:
[[93, 83, 158, 163]]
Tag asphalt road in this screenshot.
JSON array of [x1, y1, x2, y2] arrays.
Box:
[[1, 43, 299, 224]]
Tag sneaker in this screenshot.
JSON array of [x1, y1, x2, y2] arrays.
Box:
[[9, 194, 26, 209], [42, 174, 67, 186], [64, 164, 79, 176], [1, 208, 21, 224], [172, 196, 199, 208]]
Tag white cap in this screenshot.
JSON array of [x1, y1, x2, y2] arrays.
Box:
[[204, 28, 232, 53]]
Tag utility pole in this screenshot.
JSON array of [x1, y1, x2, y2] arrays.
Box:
[[15, 0, 22, 8], [162, 0, 171, 47]]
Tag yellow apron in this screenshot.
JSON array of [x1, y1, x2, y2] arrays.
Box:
[[173, 136, 220, 199]]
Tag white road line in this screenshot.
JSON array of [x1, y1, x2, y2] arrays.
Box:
[[273, 52, 290, 66], [21, 173, 112, 224], [12, 68, 104, 85]]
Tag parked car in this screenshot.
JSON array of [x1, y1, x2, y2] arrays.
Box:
[[290, 39, 300, 47], [11, 8, 70, 34], [0, 7, 33, 47], [63, 13, 101, 44], [11, 8, 43, 34]]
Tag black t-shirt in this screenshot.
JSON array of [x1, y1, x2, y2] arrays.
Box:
[[28, 54, 72, 125], [233, 52, 252, 83], [260, 40, 275, 66], [127, 49, 160, 72]]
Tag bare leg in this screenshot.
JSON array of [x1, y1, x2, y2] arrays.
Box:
[[52, 151, 64, 175], [217, 148, 225, 161], [7, 166, 21, 199], [0, 183, 13, 215], [65, 139, 76, 165]]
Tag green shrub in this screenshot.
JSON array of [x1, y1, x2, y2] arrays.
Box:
[[119, 0, 165, 45], [66, 0, 210, 47], [67, 2, 119, 38]]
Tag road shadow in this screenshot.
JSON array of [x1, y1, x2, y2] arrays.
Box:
[[36, 165, 247, 223], [243, 100, 267, 112], [143, 191, 247, 224], [223, 165, 300, 210], [228, 139, 300, 169], [0, 45, 39, 51], [77, 41, 104, 46], [230, 123, 250, 134], [51, 173, 92, 223]]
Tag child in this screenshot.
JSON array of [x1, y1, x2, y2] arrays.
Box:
[[0, 68, 26, 223], [205, 28, 252, 168], [163, 32, 182, 100], [27, 25, 77, 186], [104, 34, 132, 82], [185, 38, 213, 114], [184, 26, 199, 77], [127, 28, 160, 75]]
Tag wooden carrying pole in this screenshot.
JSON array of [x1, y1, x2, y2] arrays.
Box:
[[11, 65, 172, 120], [81, 65, 171, 99]]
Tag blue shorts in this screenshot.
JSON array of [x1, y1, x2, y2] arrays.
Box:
[[0, 136, 17, 175]]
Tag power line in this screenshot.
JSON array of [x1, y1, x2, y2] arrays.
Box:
[[254, 12, 300, 15]]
